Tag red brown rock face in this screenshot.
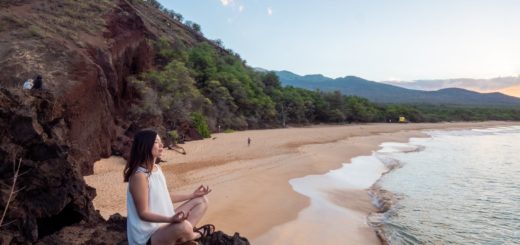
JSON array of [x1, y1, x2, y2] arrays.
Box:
[[0, 88, 102, 243], [62, 0, 153, 175], [0, 0, 154, 243]]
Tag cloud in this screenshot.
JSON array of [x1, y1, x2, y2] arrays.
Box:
[[386, 77, 402, 82], [220, 0, 244, 13], [267, 7, 273, 16], [220, 0, 233, 6]]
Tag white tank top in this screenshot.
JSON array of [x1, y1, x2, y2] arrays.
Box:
[[127, 165, 175, 245]]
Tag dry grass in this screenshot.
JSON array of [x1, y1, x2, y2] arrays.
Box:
[[26, 0, 115, 41], [0, 0, 114, 43], [1, 15, 27, 29]]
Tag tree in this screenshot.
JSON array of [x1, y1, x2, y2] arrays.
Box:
[[214, 39, 224, 48], [191, 112, 211, 138], [147, 0, 164, 10], [188, 43, 218, 86], [192, 23, 201, 32], [185, 21, 202, 33], [261, 72, 281, 95], [174, 13, 183, 22], [145, 60, 206, 126]]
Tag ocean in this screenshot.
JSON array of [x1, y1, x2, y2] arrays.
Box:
[[372, 126, 520, 244], [259, 126, 520, 244]]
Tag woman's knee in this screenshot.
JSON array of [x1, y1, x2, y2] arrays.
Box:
[[180, 220, 194, 232], [178, 221, 196, 241], [199, 195, 209, 205], [152, 221, 194, 244]]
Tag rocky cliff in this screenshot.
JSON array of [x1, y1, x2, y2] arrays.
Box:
[[0, 88, 102, 243], [0, 0, 205, 175], [0, 0, 229, 243]]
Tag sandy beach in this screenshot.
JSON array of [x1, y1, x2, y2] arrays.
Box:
[[84, 122, 519, 244]]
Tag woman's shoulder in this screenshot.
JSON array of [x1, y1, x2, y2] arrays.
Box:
[[128, 171, 148, 187]]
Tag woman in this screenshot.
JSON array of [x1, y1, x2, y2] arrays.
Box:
[[124, 129, 212, 245]]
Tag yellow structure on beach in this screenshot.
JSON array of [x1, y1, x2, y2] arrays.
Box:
[[399, 116, 407, 123]]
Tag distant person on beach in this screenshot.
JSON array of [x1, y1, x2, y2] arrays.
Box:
[[124, 129, 213, 245], [23, 79, 33, 90], [32, 75, 43, 90], [247, 137, 251, 146]]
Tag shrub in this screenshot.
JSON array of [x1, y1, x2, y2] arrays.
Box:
[[27, 26, 41, 38], [168, 130, 179, 144], [190, 112, 211, 138]]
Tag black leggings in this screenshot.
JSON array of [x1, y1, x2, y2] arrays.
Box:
[[146, 238, 152, 245]]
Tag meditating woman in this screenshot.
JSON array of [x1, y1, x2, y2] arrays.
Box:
[[124, 129, 213, 245]]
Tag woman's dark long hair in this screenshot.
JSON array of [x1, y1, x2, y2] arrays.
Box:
[[123, 129, 157, 182]]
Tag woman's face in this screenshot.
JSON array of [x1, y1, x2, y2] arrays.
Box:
[[151, 135, 164, 158]]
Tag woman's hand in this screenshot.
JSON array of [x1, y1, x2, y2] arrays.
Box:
[[192, 185, 212, 198], [170, 211, 189, 223]]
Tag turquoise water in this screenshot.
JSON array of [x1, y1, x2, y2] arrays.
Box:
[[374, 126, 520, 244]]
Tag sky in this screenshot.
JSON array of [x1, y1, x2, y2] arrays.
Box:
[[159, 0, 520, 94]]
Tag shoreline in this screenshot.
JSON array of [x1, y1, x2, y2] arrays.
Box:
[[84, 122, 520, 244], [366, 141, 429, 245], [366, 125, 520, 244]]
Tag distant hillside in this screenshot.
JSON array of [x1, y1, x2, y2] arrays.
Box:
[[383, 77, 520, 98], [275, 71, 520, 107]]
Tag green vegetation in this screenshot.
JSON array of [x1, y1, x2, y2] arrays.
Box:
[[122, 2, 520, 138], [127, 36, 520, 137], [127, 76, 162, 122], [409, 105, 520, 122], [191, 112, 211, 138], [168, 130, 179, 144], [26, 26, 42, 38], [185, 21, 201, 33], [144, 0, 200, 34]]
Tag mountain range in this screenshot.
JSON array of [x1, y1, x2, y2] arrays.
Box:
[[275, 71, 520, 107], [383, 77, 520, 98]]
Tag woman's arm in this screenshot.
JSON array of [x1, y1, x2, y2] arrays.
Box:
[[170, 193, 195, 203], [130, 173, 181, 223], [171, 185, 212, 203]]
